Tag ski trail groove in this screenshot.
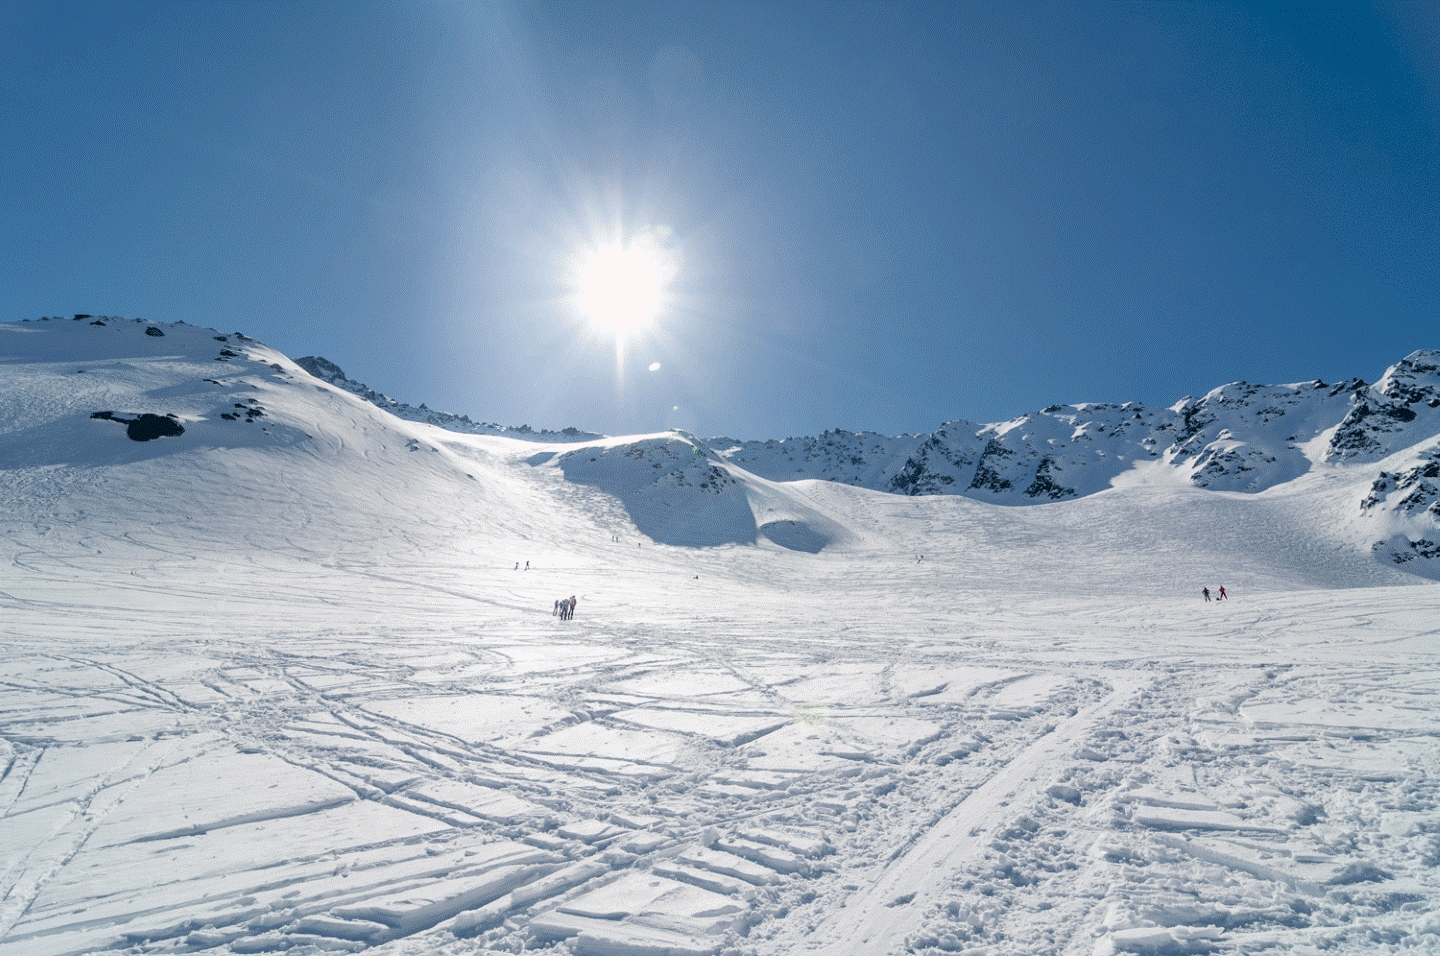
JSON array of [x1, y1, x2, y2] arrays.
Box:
[[801, 672, 1152, 956]]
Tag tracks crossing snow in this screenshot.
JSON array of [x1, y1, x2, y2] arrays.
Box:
[[801, 674, 1152, 956]]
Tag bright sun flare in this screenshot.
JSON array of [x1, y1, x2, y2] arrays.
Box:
[[576, 235, 675, 338]]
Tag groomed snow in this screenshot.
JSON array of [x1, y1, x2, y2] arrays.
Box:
[[2, 318, 1439, 956]]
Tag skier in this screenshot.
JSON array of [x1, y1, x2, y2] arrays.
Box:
[[1202, 587, 1211, 602], [1218, 586, 1227, 600], [568, 595, 577, 620]]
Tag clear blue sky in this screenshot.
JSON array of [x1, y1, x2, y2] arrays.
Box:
[[3, 1, 1436, 439]]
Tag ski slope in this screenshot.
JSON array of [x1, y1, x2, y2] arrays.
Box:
[[2, 317, 1439, 956]]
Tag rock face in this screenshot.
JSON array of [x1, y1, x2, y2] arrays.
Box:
[[715, 351, 1440, 504]]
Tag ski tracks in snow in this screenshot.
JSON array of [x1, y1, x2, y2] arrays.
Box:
[[3, 585, 1440, 955], [800, 672, 1153, 956]]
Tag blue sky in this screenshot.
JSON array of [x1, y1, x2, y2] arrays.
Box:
[[3, 1, 1436, 440]]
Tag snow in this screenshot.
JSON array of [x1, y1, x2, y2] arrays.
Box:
[[2, 317, 1439, 955]]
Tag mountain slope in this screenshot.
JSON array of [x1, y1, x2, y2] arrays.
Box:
[[4, 318, 1437, 583], [290, 338, 1440, 576], [5, 317, 1440, 956]]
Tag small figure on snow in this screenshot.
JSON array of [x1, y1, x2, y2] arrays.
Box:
[[1218, 586, 1227, 600], [1203, 587, 1211, 602]]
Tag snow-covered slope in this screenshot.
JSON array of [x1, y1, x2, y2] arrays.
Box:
[[288, 334, 1440, 578], [709, 353, 1440, 573], [294, 354, 605, 444], [3, 316, 1440, 956]]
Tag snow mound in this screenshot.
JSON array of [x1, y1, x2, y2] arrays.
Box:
[[551, 434, 854, 552]]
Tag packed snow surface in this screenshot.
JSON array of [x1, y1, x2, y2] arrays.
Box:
[[2, 317, 1439, 956]]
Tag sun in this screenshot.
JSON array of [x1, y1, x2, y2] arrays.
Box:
[[576, 232, 676, 338]]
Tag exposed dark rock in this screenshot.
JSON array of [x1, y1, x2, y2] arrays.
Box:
[[969, 439, 1014, 493], [1025, 457, 1076, 500], [128, 414, 184, 441], [1329, 400, 1420, 461], [1378, 351, 1440, 405], [91, 411, 185, 442], [1362, 450, 1440, 518]]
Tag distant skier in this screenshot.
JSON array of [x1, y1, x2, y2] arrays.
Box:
[[1218, 586, 1227, 600], [553, 599, 560, 616], [1202, 587, 1211, 602]]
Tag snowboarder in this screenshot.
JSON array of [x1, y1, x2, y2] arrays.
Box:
[[553, 599, 560, 616], [1218, 586, 1227, 600], [568, 595, 577, 620], [1203, 587, 1211, 602]]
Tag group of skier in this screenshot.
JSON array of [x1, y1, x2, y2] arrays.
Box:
[[1202, 586, 1228, 602], [554, 595, 578, 620]]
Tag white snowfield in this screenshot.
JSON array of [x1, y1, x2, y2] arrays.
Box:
[[2, 317, 1439, 956]]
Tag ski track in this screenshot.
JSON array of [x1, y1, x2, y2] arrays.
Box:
[[4, 580, 1439, 956]]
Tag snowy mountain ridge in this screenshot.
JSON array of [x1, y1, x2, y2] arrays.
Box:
[[716, 351, 1440, 500], [549, 349, 1440, 571], [293, 354, 606, 443], [295, 340, 1440, 509], [283, 331, 1440, 571], [3, 315, 1438, 576]]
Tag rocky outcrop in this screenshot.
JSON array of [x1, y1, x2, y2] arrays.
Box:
[[91, 411, 185, 442]]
